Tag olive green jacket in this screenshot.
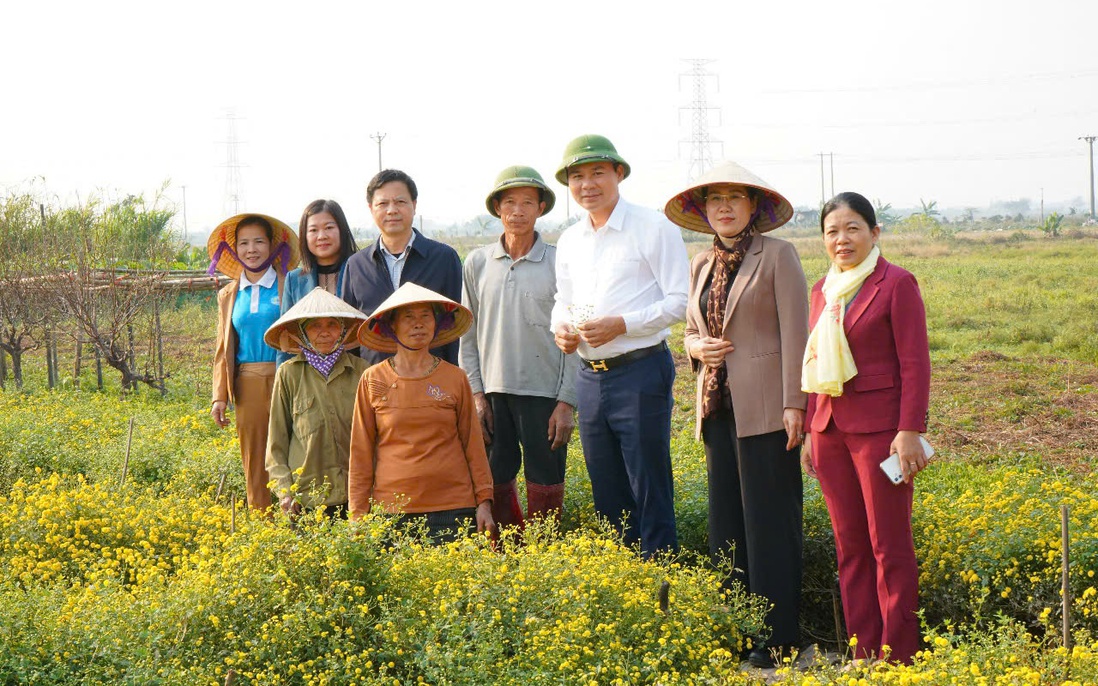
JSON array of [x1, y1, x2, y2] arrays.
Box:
[[266, 352, 369, 507]]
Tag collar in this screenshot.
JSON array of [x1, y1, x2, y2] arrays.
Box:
[[580, 197, 627, 234], [491, 232, 547, 262], [378, 228, 418, 259], [238, 266, 276, 291], [290, 349, 355, 372]]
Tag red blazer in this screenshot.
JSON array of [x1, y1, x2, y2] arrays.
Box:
[[805, 257, 930, 435]]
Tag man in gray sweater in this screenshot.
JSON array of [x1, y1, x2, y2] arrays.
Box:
[[459, 166, 579, 530]]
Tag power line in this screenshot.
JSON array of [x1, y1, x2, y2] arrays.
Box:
[[734, 107, 1098, 131], [740, 149, 1085, 166], [757, 68, 1098, 95]]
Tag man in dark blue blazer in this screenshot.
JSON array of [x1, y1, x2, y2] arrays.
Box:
[[342, 169, 462, 366]]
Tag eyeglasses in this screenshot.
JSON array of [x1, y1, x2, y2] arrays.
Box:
[[705, 193, 750, 207]]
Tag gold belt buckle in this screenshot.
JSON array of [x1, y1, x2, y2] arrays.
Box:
[[589, 359, 609, 372]]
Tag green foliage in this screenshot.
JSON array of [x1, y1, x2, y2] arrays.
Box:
[[892, 213, 943, 237], [0, 477, 765, 685], [46, 193, 177, 269], [919, 198, 940, 218], [1043, 211, 1064, 238], [873, 198, 898, 225], [0, 191, 48, 258]]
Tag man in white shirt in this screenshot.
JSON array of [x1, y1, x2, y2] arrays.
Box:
[[550, 134, 689, 558]]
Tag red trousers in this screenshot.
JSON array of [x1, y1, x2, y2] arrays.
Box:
[[812, 425, 919, 664]]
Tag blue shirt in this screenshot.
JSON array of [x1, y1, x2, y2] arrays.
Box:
[[232, 268, 281, 364], [379, 229, 416, 289], [341, 228, 462, 366]]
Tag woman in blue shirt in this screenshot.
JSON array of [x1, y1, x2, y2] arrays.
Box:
[[278, 199, 358, 364], [209, 213, 299, 510]]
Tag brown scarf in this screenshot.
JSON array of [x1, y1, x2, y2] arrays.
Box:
[[702, 229, 754, 419]]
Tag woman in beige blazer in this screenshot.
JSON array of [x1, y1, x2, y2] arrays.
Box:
[[209, 213, 299, 510], [667, 161, 809, 668]]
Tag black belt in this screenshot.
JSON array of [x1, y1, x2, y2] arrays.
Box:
[[581, 341, 668, 373]]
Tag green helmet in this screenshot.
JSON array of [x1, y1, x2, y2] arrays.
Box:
[[485, 165, 556, 218], [554, 134, 631, 185]]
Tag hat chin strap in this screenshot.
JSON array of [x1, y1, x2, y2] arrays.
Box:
[[392, 333, 431, 352]]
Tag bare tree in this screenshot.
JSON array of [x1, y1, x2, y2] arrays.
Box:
[[42, 194, 177, 393], [0, 192, 54, 388]]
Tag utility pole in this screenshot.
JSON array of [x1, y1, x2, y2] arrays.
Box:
[[181, 185, 189, 245], [818, 153, 826, 206], [829, 152, 835, 198], [371, 132, 387, 173], [1040, 187, 1044, 225], [1081, 135, 1096, 218]]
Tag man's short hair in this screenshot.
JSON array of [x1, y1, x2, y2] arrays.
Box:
[[367, 169, 418, 204]]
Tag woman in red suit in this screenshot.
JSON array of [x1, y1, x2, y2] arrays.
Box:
[[801, 192, 931, 665]]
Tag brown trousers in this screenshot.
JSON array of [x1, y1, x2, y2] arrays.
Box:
[[235, 362, 275, 510]]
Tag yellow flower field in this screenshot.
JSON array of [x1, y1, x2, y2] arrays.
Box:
[[2, 237, 1098, 683]]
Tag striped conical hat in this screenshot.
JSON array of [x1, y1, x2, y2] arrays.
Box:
[[664, 161, 793, 234], [206, 213, 300, 279]]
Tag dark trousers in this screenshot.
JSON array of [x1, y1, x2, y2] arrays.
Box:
[[812, 425, 919, 664], [487, 393, 567, 485], [400, 507, 477, 544], [702, 409, 803, 646], [576, 347, 677, 558]]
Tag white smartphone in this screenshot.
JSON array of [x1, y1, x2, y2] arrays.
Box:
[[880, 436, 934, 485]]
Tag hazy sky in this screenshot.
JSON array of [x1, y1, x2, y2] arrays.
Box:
[[2, 0, 1095, 241]]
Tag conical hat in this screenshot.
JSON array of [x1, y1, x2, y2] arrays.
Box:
[[664, 161, 793, 234], [206, 213, 301, 279], [358, 283, 473, 353], [264, 287, 368, 353]]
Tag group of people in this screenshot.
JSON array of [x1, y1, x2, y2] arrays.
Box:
[[208, 134, 931, 667]]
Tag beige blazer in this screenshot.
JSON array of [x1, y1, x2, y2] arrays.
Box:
[[683, 234, 809, 439], [211, 275, 285, 405]]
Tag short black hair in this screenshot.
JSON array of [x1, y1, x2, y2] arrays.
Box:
[[821, 192, 877, 233], [367, 169, 418, 204]]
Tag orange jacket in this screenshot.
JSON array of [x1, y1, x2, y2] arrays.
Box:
[[348, 360, 493, 517]]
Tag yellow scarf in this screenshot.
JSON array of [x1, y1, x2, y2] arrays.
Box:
[[802, 246, 880, 396]]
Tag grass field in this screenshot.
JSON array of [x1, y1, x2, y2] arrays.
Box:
[[1, 233, 1097, 684]]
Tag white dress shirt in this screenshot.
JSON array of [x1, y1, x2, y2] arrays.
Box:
[[550, 197, 689, 360]]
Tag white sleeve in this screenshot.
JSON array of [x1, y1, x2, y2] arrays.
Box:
[[620, 217, 689, 335]]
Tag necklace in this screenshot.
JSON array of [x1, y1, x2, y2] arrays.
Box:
[[388, 355, 440, 378]]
